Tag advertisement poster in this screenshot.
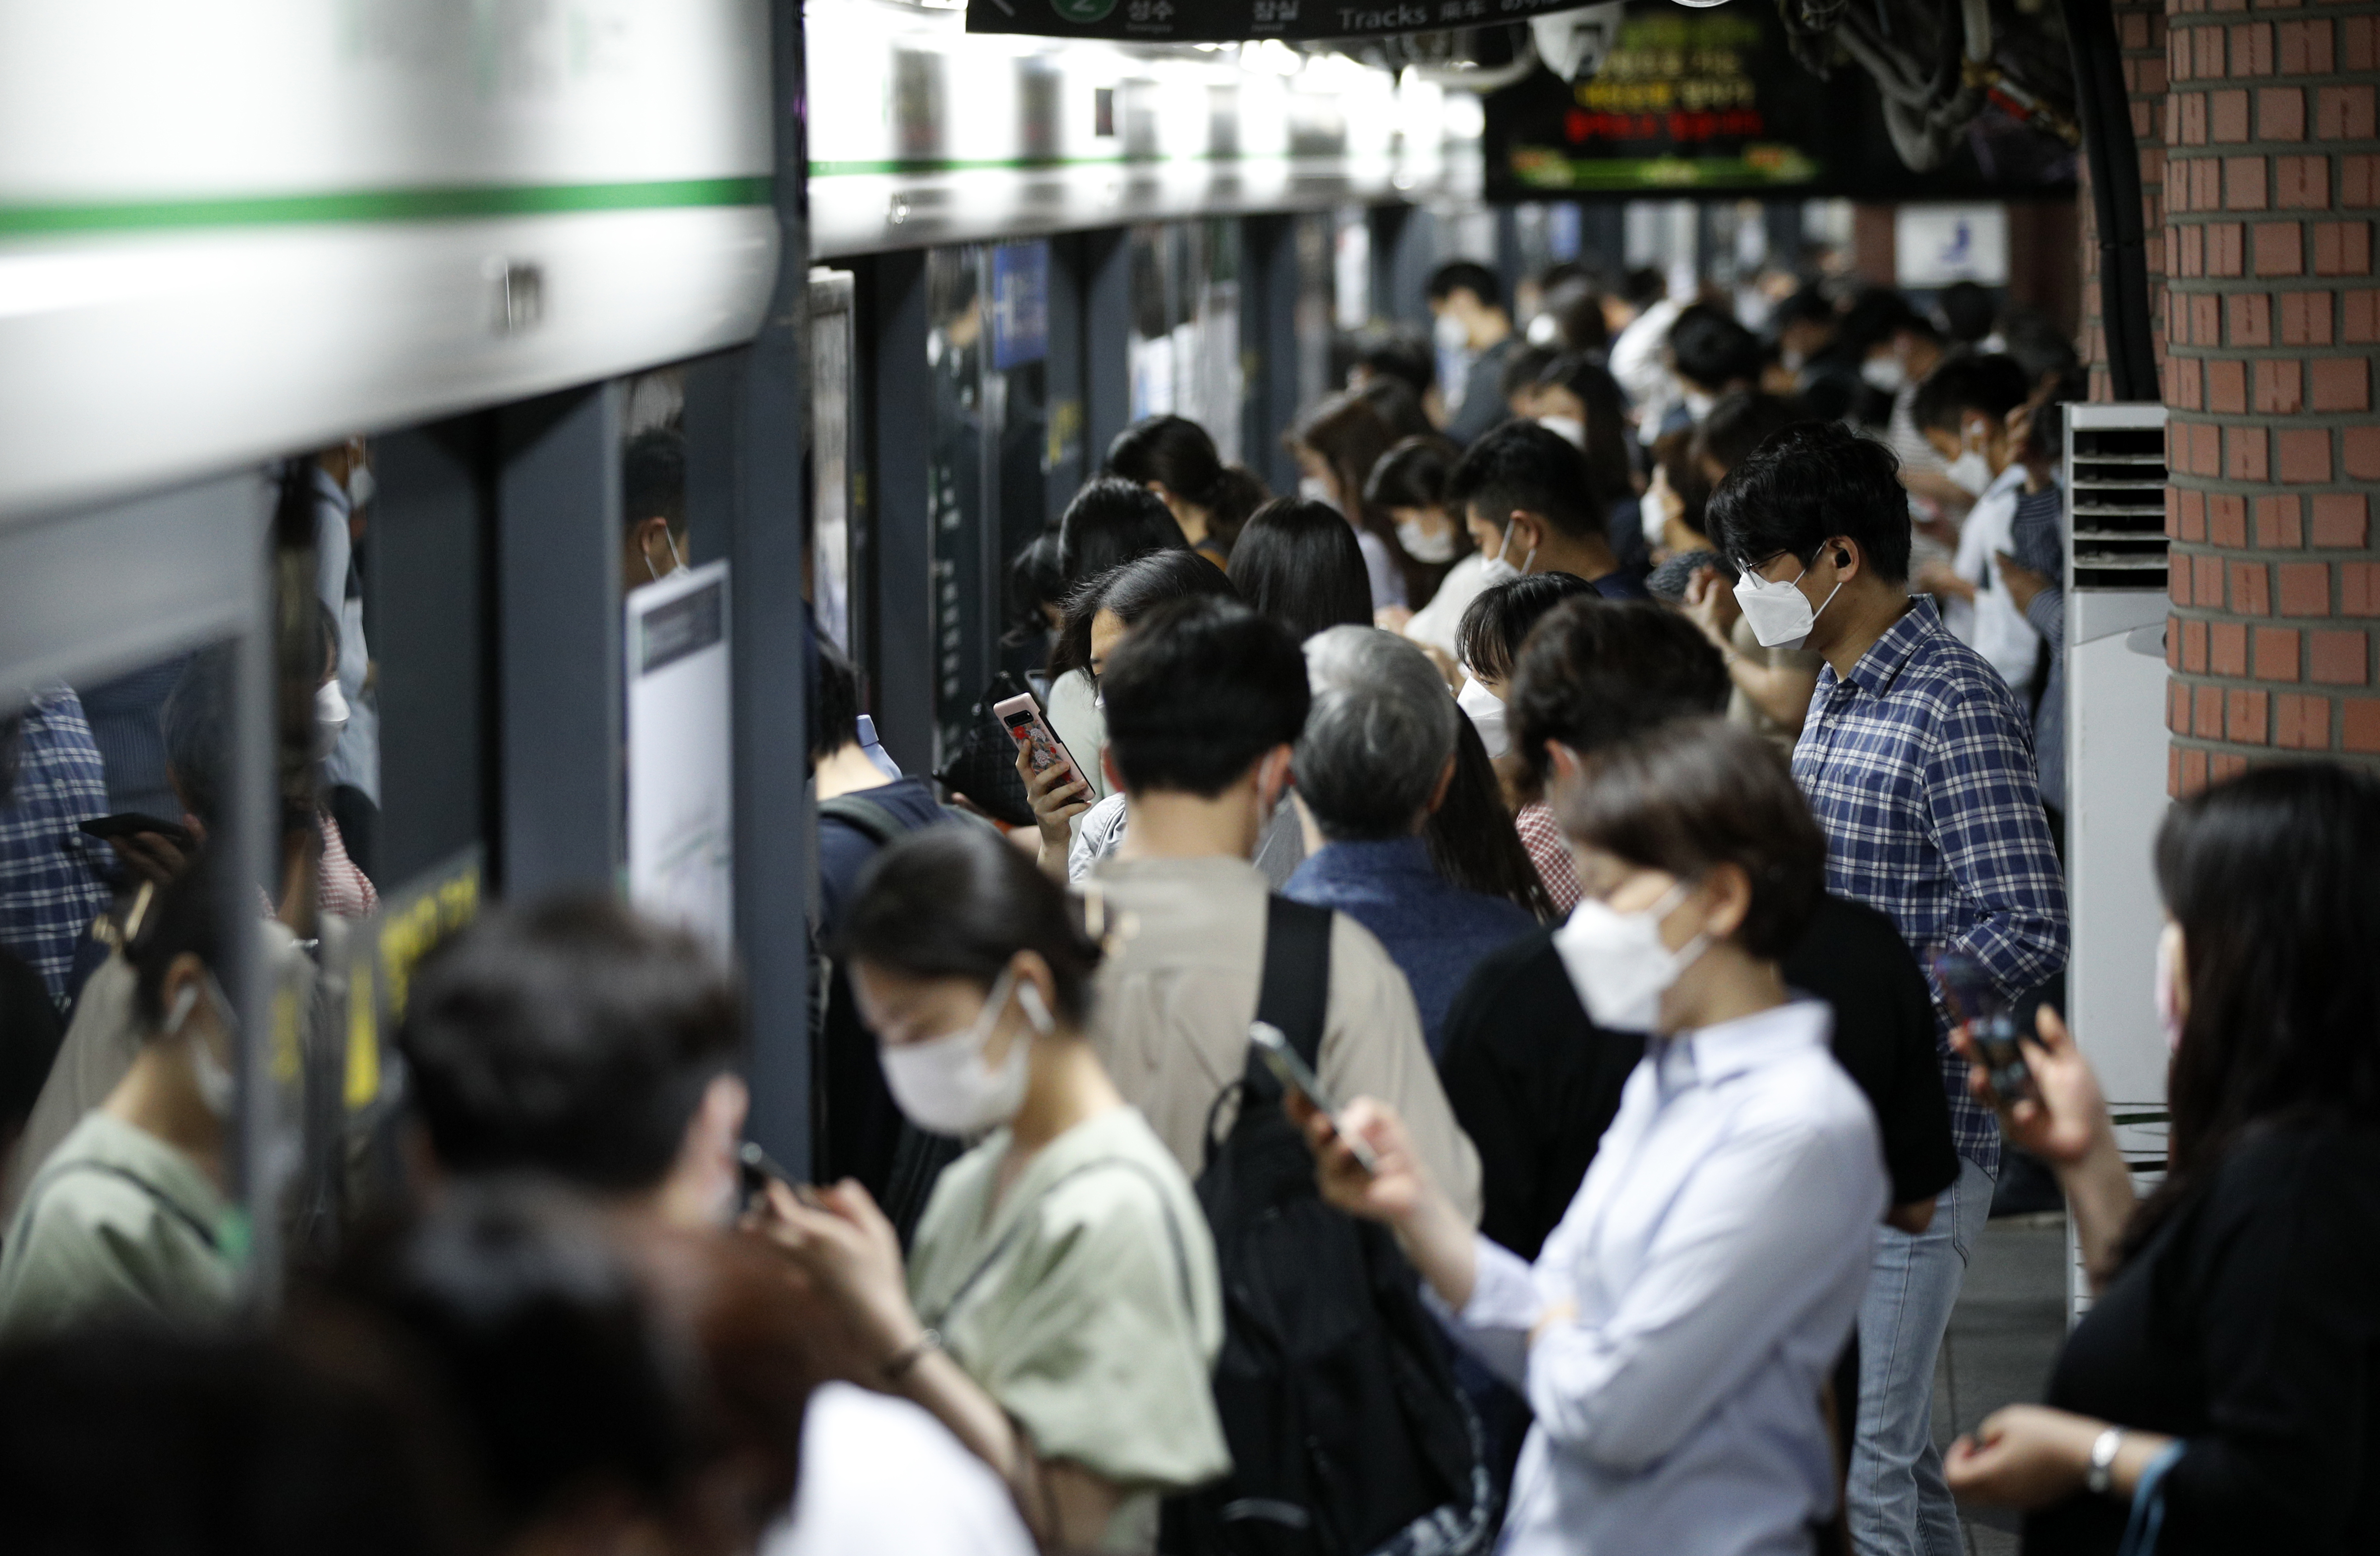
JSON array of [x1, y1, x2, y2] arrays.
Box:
[[626, 561, 734, 958], [1486, 2, 2075, 200]]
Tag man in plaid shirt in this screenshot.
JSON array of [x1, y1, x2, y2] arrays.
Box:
[[1713, 422, 2067, 1556], [0, 691, 114, 1005]]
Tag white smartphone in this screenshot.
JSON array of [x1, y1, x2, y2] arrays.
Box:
[[992, 691, 1089, 794], [1251, 1021, 1379, 1173]]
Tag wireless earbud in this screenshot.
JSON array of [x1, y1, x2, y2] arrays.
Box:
[[164, 982, 198, 1038], [1016, 979, 1053, 1035]]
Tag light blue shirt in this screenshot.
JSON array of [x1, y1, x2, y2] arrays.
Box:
[[1441, 1000, 1884, 1556]]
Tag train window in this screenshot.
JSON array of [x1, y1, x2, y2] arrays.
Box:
[[1332, 206, 1371, 332], [810, 270, 858, 658], [1126, 221, 1244, 466], [925, 245, 993, 762]]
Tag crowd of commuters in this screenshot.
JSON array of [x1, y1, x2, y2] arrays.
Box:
[[0, 253, 2373, 1556]]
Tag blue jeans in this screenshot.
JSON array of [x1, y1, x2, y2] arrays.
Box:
[[1849, 1155, 1996, 1556]]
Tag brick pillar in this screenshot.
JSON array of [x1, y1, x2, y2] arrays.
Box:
[[2160, 0, 2380, 792]]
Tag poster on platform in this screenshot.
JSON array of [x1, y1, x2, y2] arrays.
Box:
[[627, 561, 734, 959]]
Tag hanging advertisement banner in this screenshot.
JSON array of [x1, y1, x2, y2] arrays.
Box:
[[1484, 1, 2075, 200], [968, 0, 1591, 44], [626, 560, 735, 958]]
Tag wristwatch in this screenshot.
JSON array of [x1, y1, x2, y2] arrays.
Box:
[[2086, 1426, 2126, 1496]]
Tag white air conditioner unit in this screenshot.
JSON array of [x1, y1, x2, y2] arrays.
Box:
[[2061, 401, 2170, 1325]]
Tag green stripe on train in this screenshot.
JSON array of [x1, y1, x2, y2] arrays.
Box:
[[0, 178, 774, 237]]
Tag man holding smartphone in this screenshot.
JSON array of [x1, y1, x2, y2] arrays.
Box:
[[1078, 597, 1480, 1219], [1712, 423, 2067, 1556]]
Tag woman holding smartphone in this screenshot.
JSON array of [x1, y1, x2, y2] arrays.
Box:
[[748, 825, 1227, 1554], [1296, 717, 1885, 1555], [1944, 764, 2380, 1553]]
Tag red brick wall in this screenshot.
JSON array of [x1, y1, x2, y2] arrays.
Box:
[[2156, 0, 2380, 791]]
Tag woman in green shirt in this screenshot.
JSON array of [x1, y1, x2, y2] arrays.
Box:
[[753, 826, 1228, 1554], [0, 854, 241, 1340]]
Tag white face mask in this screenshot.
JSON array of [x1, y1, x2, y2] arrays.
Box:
[[1640, 487, 1671, 547], [1474, 521, 1535, 588], [1682, 389, 1717, 423], [1945, 421, 1994, 497], [1455, 675, 1509, 760], [644, 526, 686, 584], [1553, 880, 1711, 1032], [1297, 474, 1339, 513], [1396, 516, 1459, 564], [1733, 558, 1844, 651], [1433, 310, 1471, 354], [877, 966, 1044, 1137], [313, 678, 349, 760], [2154, 921, 2187, 1054], [1861, 355, 1906, 393], [1525, 312, 1563, 348], [1536, 414, 1587, 450]]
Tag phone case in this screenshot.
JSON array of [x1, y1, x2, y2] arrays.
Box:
[[992, 692, 1083, 784]]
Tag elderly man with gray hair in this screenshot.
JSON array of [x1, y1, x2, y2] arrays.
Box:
[[1283, 628, 1537, 1056]]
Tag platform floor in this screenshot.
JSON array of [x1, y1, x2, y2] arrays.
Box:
[[1932, 1212, 2072, 1556]]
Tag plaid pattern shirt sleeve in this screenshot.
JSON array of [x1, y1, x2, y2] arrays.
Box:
[[1794, 600, 2070, 1173], [0, 690, 116, 1003]]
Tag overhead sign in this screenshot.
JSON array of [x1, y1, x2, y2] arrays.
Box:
[[1486, 1, 2076, 200], [627, 561, 735, 958], [968, 0, 1597, 43]]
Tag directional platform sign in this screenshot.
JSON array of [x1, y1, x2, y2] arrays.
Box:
[[969, 0, 1598, 43]]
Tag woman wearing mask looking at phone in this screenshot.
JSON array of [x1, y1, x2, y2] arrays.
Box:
[[0, 853, 241, 1340], [749, 826, 1227, 1554], [1944, 764, 2380, 1554], [1294, 717, 1884, 1556]]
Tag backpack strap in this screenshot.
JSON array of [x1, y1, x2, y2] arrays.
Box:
[[820, 791, 1002, 846], [816, 793, 913, 848], [1250, 894, 1333, 1083]]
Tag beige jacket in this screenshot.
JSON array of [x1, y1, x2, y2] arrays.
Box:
[[1083, 854, 1482, 1224]]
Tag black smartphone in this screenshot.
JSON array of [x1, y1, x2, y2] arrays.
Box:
[[738, 1140, 823, 1212], [79, 812, 193, 849], [1932, 950, 2034, 1102], [1251, 1021, 1379, 1173]]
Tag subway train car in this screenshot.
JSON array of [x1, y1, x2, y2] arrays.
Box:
[[0, 1, 1553, 1255], [0, 0, 2152, 1305]]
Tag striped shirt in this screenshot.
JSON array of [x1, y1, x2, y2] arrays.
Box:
[[1791, 598, 2068, 1173]]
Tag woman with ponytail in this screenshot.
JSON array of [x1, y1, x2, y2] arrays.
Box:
[[1104, 414, 1267, 568]]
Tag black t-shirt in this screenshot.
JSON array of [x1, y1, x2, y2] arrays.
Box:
[[1437, 894, 1960, 1261], [2025, 1126, 2380, 1556]]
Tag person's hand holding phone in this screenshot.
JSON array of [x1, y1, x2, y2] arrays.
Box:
[[108, 831, 190, 887], [1015, 745, 1093, 867], [1286, 1093, 1425, 1224], [743, 1176, 920, 1363], [1952, 1004, 2111, 1170]]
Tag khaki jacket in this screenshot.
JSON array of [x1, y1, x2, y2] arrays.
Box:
[[1084, 854, 1483, 1223]]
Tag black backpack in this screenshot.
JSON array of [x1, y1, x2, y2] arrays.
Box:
[[1162, 898, 1495, 1556]]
